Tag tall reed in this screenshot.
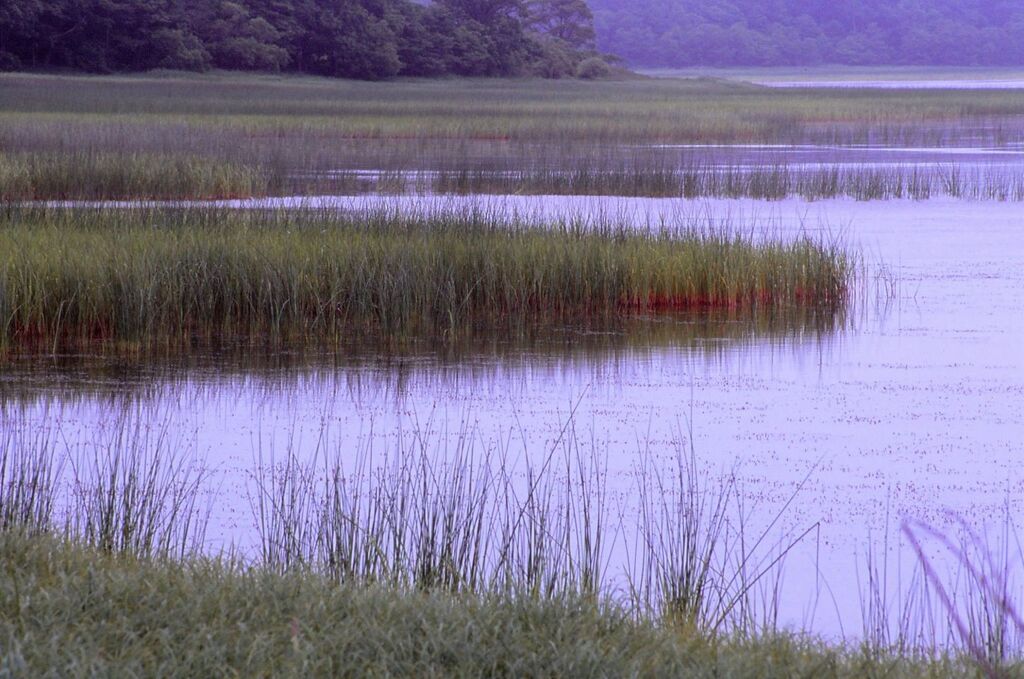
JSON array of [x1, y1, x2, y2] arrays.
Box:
[[251, 417, 611, 601], [419, 163, 1023, 201], [0, 206, 853, 352], [69, 413, 209, 559], [0, 408, 208, 558], [243, 411, 814, 645], [0, 419, 62, 534]]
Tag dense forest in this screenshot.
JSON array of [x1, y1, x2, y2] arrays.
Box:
[[590, 0, 1024, 67], [4, 0, 1024, 77], [0, 0, 611, 79]]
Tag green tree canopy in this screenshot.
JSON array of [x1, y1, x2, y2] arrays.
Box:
[[0, 0, 611, 79]]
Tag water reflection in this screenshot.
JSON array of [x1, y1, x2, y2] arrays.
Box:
[[0, 307, 847, 407]]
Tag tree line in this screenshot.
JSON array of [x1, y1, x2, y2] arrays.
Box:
[[0, 0, 612, 79], [590, 0, 1024, 67]]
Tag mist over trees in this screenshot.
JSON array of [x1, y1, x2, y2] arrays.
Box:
[[0, 0, 607, 79], [590, 0, 1024, 67]]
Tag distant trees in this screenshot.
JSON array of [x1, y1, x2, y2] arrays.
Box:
[[0, 0, 611, 79], [588, 0, 1024, 67], [439, 0, 524, 25], [191, 1, 289, 71], [526, 0, 595, 50], [10, 0, 1024, 75], [286, 0, 403, 79], [0, 0, 43, 69]]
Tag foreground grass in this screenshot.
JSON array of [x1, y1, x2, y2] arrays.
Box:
[[0, 206, 851, 352], [0, 532, 975, 678]]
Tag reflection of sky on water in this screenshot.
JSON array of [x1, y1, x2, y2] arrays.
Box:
[[758, 79, 1024, 90], [294, 143, 1024, 195], [3, 196, 1023, 639]]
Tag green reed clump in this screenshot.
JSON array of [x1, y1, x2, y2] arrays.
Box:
[[0, 152, 265, 200], [0, 206, 852, 352], [252, 420, 609, 603], [69, 416, 209, 559]]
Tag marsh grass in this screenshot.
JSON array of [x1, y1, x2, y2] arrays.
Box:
[[247, 416, 1024, 670], [68, 414, 210, 559], [6, 73, 1024, 147], [244, 412, 826, 645], [383, 162, 1024, 201], [3, 405, 788, 634], [854, 509, 1024, 679], [4, 73, 1024, 201], [251, 415, 612, 602], [0, 421, 62, 535], [0, 152, 266, 200], [627, 441, 810, 637], [1, 410, 209, 559], [903, 517, 1024, 674], [0, 206, 852, 353]]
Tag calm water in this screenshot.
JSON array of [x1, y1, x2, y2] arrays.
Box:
[[756, 79, 1024, 90], [302, 144, 1024, 194], [4, 196, 1024, 637], [643, 69, 1024, 90]]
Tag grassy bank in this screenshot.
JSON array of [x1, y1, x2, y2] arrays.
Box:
[[0, 531, 974, 678], [0, 206, 852, 352]]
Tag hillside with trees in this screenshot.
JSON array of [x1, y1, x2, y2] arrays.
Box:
[[0, 0, 609, 79], [589, 0, 1024, 67]]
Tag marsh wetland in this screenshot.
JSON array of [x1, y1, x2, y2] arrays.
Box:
[[3, 72, 1024, 675]]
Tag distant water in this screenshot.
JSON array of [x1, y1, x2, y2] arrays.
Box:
[[758, 79, 1024, 89], [642, 68, 1024, 90]]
